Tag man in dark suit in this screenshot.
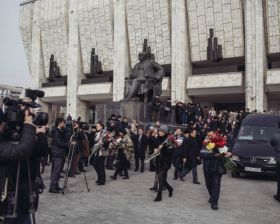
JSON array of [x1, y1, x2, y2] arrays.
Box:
[[180, 129, 201, 184], [133, 127, 148, 172]]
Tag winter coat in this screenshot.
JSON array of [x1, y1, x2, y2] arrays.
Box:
[[51, 127, 68, 158], [0, 124, 36, 161]]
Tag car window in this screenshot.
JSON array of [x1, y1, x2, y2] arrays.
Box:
[[237, 126, 278, 142]]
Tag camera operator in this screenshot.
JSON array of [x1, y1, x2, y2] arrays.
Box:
[[0, 109, 49, 224], [0, 109, 35, 160], [49, 118, 68, 193]]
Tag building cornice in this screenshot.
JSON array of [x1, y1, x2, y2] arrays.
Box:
[[20, 0, 36, 6]]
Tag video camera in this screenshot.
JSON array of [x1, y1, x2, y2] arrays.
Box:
[[3, 89, 49, 141], [79, 122, 89, 131]]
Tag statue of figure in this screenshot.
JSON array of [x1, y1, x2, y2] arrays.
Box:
[[89, 48, 103, 77], [49, 54, 55, 81], [48, 54, 62, 81], [124, 52, 165, 102], [207, 28, 223, 62]]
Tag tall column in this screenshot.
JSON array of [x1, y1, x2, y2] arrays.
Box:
[[112, 0, 131, 102], [30, 0, 45, 89], [171, 0, 192, 103], [244, 0, 267, 111], [67, 0, 88, 120], [30, 0, 50, 114]]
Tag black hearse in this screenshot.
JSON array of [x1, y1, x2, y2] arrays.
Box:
[[231, 114, 280, 176]]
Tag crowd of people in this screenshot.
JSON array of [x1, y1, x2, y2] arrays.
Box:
[[1, 103, 280, 224], [43, 106, 260, 210]]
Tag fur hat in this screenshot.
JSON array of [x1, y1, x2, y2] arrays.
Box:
[[157, 125, 169, 134]]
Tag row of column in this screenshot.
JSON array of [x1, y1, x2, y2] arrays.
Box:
[[110, 0, 268, 112], [29, 0, 267, 121]]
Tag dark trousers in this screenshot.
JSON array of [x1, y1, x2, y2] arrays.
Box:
[[94, 156, 106, 184], [192, 167, 198, 182], [106, 154, 115, 170], [203, 170, 222, 205], [158, 169, 172, 193], [135, 154, 144, 172], [50, 157, 63, 189], [277, 162, 280, 198], [149, 160, 156, 172], [4, 213, 31, 224], [173, 156, 182, 178], [114, 152, 128, 178], [93, 155, 99, 178], [78, 155, 84, 171], [180, 164, 198, 182]]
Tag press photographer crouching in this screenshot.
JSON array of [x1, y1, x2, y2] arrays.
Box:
[[0, 89, 49, 224]]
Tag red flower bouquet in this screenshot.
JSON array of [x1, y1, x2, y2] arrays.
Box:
[[203, 131, 236, 172], [164, 135, 179, 149]]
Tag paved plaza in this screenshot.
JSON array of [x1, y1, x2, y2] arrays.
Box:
[[37, 166, 279, 224]]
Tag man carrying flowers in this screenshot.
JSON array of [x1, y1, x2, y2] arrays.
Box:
[[200, 129, 233, 210]]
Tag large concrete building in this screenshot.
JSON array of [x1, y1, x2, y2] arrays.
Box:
[[19, 0, 280, 122]]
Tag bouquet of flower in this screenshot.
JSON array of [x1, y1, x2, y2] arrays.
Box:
[[164, 135, 179, 149], [203, 131, 236, 172], [103, 131, 113, 143]]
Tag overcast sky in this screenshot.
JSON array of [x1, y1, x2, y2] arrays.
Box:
[[0, 0, 32, 88]]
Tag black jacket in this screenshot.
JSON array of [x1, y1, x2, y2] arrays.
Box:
[[156, 135, 173, 171], [17, 132, 49, 213], [1, 132, 48, 215], [200, 148, 223, 173], [132, 134, 148, 159], [88, 131, 96, 149], [51, 127, 68, 158], [0, 124, 36, 161], [182, 136, 200, 169], [147, 135, 158, 155]]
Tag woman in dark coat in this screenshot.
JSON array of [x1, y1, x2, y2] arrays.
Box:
[[153, 126, 173, 202]]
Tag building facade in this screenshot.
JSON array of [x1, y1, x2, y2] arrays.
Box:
[[19, 0, 280, 121], [0, 84, 23, 109]]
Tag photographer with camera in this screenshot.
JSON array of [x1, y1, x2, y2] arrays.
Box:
[[0, 89, 49, 224], [0, 109, 35, 160]]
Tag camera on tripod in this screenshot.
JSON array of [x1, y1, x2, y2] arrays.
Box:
[[3, 89, 49, 141]]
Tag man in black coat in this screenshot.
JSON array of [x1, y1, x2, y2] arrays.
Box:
[[270, 120, 280, 203], [88, 125, 97, 165], [4, 127, 49, 224], [132, 127, 148, 172], [49, 118, 69, 193], [180, 129, 201, 184], [0, 108, 48, 224]]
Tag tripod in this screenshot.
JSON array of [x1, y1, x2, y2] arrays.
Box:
[[62, 134, 90, 194]]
